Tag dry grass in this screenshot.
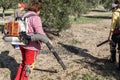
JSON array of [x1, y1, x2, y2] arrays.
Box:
[[0, 10, 120, 80]]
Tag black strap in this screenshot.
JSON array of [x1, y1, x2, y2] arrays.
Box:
[[15, 17, 22, 21], [15, 14, 36, 21], [23, 14, 36, 21]]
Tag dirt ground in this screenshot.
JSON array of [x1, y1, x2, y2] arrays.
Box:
[[0, 10, 120, 80]]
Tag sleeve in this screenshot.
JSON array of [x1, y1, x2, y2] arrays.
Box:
[[32, 16, 46, 35], [110, 12, 119, 31], [31, 33, 49, 43]]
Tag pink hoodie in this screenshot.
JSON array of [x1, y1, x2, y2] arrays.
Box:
[[20, 11, 45, 51]]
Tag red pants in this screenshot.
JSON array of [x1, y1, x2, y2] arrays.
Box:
[[14, 47, 38, 80]]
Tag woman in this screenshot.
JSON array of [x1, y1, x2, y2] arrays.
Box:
[[14, 1, 46, 80]]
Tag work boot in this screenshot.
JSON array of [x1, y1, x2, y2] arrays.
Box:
[[109, 53, 116, 63], [118, 54, 120, 71]]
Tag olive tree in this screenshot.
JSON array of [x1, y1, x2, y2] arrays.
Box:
[[38, 0, 96, 33], [0, 0, 19, 18], [100, 0, 114, 10]]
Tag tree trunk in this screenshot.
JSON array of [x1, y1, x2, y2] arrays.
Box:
[[2, 7, 5, 19]]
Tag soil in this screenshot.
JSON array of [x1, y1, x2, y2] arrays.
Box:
[[0, 10, 120, 80]]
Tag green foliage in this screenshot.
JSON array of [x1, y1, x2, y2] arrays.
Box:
[[83, 74, 103, 80], [0, 0, 105, 33], [0, 0, 19, 18], [39, 0, 70, 32], [100, 0, 114, 10], [71, 39, 81, 44], [70, 13, 112, 24], [0, 0, 19, 9], [83, 74, 94, 80], [38, 0, 97, 32]]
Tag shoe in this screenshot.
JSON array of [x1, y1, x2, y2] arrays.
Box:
[[116, 67, 120, 71], [107, 58, 116, 63], [109, 54, 116, 63]]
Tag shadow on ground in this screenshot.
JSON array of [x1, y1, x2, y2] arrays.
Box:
[[91, 10, 107, 12], [0, 50, 19, 80], [0, 13, 12, 17], [84, 15, 111, 19], [58, 42, 97, 60], [58, 42, 120, 80], [33, 68, 58, 73]]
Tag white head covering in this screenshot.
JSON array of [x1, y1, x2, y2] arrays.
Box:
[[111, 3, 118, 8]]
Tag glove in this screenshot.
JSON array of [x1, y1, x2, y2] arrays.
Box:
[[20, 32, 31, 41]]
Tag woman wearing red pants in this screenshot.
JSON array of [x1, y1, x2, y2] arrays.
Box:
[[14, 1, 44, 80]]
